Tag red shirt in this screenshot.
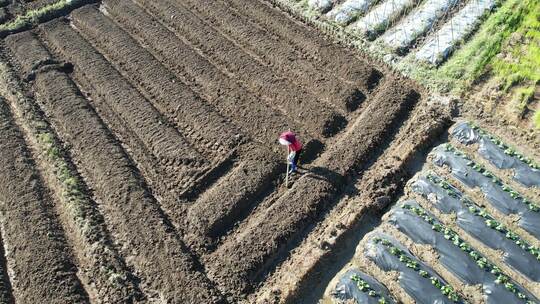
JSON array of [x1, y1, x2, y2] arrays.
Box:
[[279, 131, 302, 152]]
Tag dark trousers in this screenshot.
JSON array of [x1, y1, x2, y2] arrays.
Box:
[[293, 149, 302, 167]]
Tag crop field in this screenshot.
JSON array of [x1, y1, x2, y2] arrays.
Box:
[[325, 122, 540, 304], [278, 0, 540, 132], [0, 0, 537, 304], [0, 0, 451, 303]]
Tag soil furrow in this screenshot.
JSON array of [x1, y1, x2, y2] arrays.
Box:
[[0, 98, 89, 304], [0, 231, 13, 304], [10, 28, 205, 209], [102, 0, 321, 154], [206, 80, 420, 299], [223, 0, 383, 87], [39, 18, 206, 168], [256, 104, 451, 303], [4, 31, 146, 303], [21, 37, 226, 302], [71, 5, 244, 158], [173, 0, 366, 113], [184, 145, 282, 254], [132, 0, 346, 138]]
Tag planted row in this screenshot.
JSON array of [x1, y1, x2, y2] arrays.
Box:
[[413, 173, 540, 282], [400, 203, 537, 303], [443, 144, 539, 212], [470, 123, 540, 170], [350, 275, 392, 303], [366, 234, 462, 304], [351, 0, 417, 40], [452, 121, 540, 187], [326, 0, 378, 25], [425, 174, 540, 260], [380, 0, 460, 52], [431, 144, 540, 240], [415, 0, 497, 65], [331, 268, 396, 304], [374, 237, 462, 302]]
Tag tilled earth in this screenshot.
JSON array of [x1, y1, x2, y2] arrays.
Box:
[[0, 0, 449, 303]]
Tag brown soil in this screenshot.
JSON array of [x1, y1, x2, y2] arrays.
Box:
[[221, 0, 384, 87], [0, 97, 88, 303], [5, 27, 225, 302], [205, 79, 420, 300], [0, 1, 446, 303], [132, 0, 347, 138], [101, 0, 322, 151], [177, 0, 372, 113], [4, 32, 146, 303], [256, 102, 451, 304]]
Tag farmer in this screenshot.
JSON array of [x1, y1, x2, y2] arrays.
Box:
[[279, 131, 303, 174]]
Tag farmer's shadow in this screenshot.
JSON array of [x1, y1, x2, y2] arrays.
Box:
[[300, 165, 343, 185]]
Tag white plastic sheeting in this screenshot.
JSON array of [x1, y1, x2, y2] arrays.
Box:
[[307, 0, 335, 12], [380, 0, 461, 52], [350, 0, 417, 39], [326, 0, 378, 25], [416, 0, 496, 64]]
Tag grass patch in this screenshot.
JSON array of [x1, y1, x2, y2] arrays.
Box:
[[490, 3, 539, 89], [535, 110, 540, 129], [437, 0, 531, 90], [0, 0, 94, 37], [398, 0, 538, 96]]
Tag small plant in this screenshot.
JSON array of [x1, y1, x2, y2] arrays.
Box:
[[469, 123, 540, 170], [402, 203, 534, 302], [350, 274, 391, 303], [442, 144, 540, 212], [372, 237, 462, 303]]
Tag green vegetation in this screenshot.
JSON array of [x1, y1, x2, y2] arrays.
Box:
[[490, 3, 539, 118], [444, 143, 540, 211], [0, 0, 93, 37], [401, 0, 539, 122], [402, 203, 535, 303], [426, 173, 540, 259], [439, 0, 535, 89], [350, 274, 391, 304], [372, 237, 462, 302]]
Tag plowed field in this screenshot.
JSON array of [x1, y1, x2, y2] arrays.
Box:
[[0, 1, 450, 303]]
